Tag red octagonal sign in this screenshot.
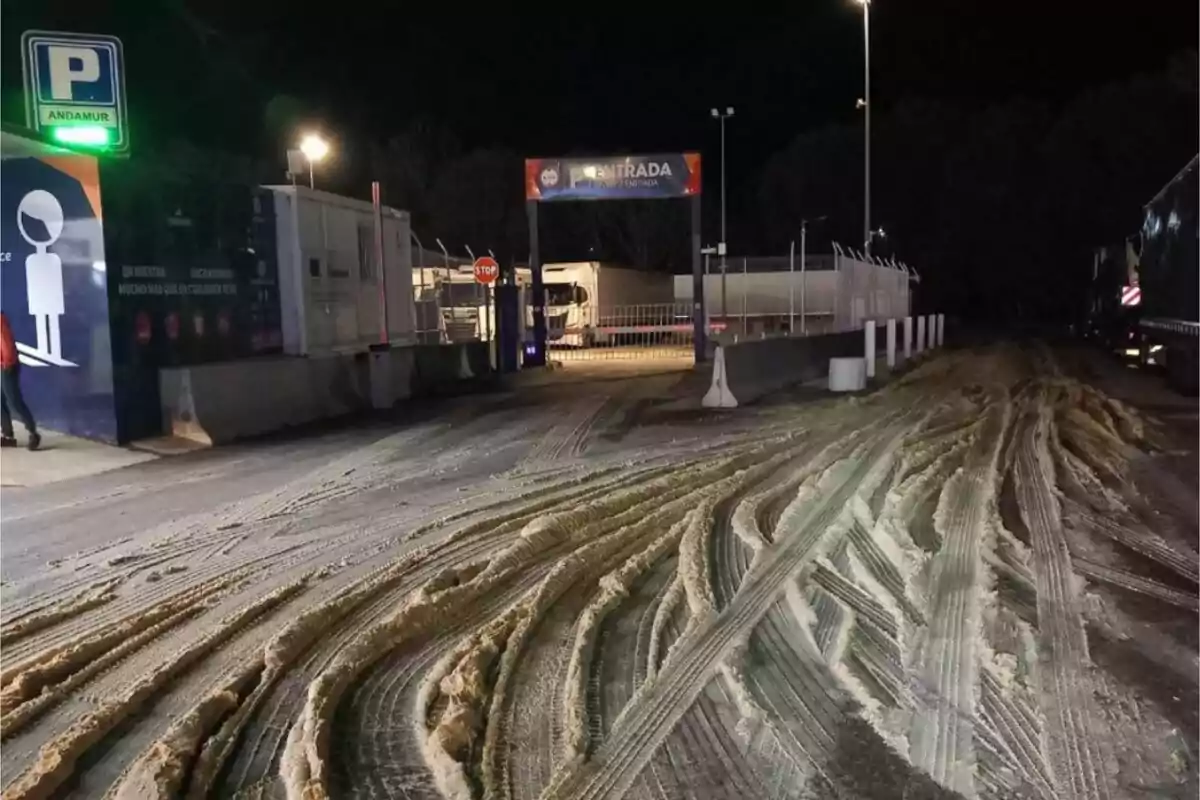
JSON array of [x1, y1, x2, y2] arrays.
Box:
[[473, 256, 499, 285]]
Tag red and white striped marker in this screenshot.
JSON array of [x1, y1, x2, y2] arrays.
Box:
[[1120, 285, 1141, 306]]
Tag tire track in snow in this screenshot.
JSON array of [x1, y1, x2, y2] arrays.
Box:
[[1013, 394, 1113, 800], [908, 396, 1009, 796], [514, 395, 613, 472], [213, 470, 642, 796], [2, 577, 313, 800], [1061, 499, 1198, 585], [1069, 557, 1199, 611], [542, 409, 920, 800]]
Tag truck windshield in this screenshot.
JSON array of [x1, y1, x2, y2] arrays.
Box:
[[439, 283, 483, 307], [546, 283, 579, 306]]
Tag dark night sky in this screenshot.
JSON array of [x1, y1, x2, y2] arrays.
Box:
[[4, 1, 1196, 167]]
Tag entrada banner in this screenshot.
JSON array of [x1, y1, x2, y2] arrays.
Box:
[[525, 153, 701, 201]]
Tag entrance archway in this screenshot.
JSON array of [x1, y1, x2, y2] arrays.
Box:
[[523, 153, 706, 366]]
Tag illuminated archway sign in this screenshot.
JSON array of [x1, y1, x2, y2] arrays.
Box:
[[523, 153, 705, 366]]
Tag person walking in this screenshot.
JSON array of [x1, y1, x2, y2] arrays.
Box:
[[1, 311, 40, 451]]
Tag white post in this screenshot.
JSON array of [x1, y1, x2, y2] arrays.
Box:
[[916, 315, 926, 354], [741, 257, 748, 336], [903, 316, 912, 360], [788, 240, 795, 335], [720, 114, 728, 274], [861, 0, 871, 255], [937, 313, 945, 347], [864, 319, 876, 379], [833, 245, 841, 332], [886, 318, 896, 369], [800, 221, 807, 335], [926, 314, 936, 350]]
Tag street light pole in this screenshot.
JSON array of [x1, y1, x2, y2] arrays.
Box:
[[789, 239, 795, 335], [701, 245, 717, 334], [710, 107, 735, 271], [798, 216, 826, 335], [799, 223, 806, 335], [720, 115, 727, 262], [720, 261, 728, 327], [864, 3, 871, 254]]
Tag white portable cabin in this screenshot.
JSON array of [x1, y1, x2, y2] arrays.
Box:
[[265, 186, 416, 356]]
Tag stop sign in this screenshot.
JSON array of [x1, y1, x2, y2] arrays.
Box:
[[473, 256, 499, 285]]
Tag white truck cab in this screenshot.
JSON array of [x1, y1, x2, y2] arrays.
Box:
[[540, 262, 673, 346]]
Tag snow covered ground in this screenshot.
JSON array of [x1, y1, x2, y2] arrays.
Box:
[[1, 344, 1195, 800]]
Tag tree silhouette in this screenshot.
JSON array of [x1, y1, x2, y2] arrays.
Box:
[[757, 56, 1198, 323]]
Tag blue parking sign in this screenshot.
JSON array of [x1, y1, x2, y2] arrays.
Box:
[[22, 31, 128, 154]]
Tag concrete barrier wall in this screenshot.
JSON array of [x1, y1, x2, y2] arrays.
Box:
[[160, 342, 488, 444], [159, 353, 369, 444], [412, 341, 490, 394], [709, 331, 862, 406], [369, 347, 417, 410]]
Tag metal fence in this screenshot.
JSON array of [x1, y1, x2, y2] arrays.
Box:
[[831, 244, 914, 331], [411, 246, 476, 345], [547, 303, 698, 361], [676, 263, 839, 338], [407, 245, 918, 361], [674, 250, 916, 338]]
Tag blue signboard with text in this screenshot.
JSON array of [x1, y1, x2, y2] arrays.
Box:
[[22, 30, 129, 153], [525, 153, 702, 202]]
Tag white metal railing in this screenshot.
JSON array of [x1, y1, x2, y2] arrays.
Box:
[[547, 302, 700, 360]]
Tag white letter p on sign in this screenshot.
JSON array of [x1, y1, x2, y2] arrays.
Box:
[[48, 46, 100, 100]]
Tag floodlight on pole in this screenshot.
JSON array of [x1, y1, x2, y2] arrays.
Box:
[[855, 0, 872, 254], [299, 133, 330, 189], [709, 107, 735, 274]]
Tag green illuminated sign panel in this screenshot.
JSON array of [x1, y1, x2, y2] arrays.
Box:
[[51, 126, 113, 146]]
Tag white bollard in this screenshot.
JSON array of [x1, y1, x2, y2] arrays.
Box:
[[903, 316, 913, 360], [937, 314, 945, 347], [829, 357, 867, 392], [886, 318, 896, 369], [926, 314, 936, 350], [864, 320, 876, 379], [916, 316, 926, 354]]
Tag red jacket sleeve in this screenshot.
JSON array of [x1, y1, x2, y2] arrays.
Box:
[[0, 314, 17, 369]]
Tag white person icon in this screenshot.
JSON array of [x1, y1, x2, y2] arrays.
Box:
[[17, 190, 65, 361]]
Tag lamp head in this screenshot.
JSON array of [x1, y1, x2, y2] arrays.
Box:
[[299, 133, 329, 163]]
